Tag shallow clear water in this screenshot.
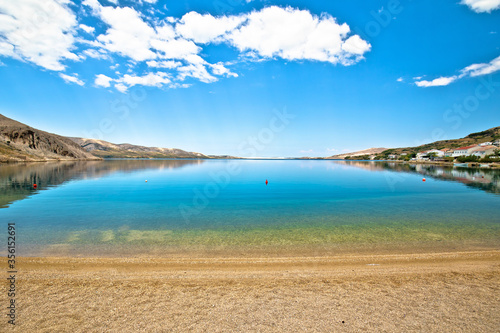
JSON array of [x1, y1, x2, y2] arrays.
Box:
[[0, 160, 499, 257]]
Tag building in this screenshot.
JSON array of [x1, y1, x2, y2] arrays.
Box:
[[470, 145, 498, 157], [416, 149, 444, 160], [453, 145, 478, 157], [426, 149, 445, 158], [442, 148, 454, 157], [494, 140, 500, 147]]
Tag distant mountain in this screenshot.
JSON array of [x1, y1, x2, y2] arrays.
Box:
[[69, 137, 212, 159], [0, 114, 98, 162], [326, 147, 387, 160]]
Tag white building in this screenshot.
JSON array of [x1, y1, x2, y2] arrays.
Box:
[[453, 145, 478, 157], [470, 145, 497, 157]]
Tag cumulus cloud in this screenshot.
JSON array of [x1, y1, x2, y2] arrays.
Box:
[[146, 60, 182, 68], [415, 55, 500, 87], [79, 24, 95, 34], [95, 74, 113, 87], [1, 2, 369, 91], [59, 73, 84, 85], [0, 0, 78, 71], [224, 6, 370, 65], [176, 12, 245, 44], [415, 76, 457, 87], [461, 0, 500, 13]]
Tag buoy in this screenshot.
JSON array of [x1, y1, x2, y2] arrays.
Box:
[[422, 178, 426, 182], [145, 180, 148, 183], [33, 184, 37, 189], [265, 179, 268, 185]]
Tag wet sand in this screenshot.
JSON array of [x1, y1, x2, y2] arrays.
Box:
[[1, 250, 499, 332]]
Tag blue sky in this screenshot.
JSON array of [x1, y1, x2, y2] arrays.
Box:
[[0, 0, 499, 157]]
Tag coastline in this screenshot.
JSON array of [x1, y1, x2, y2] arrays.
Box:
[[3, 249, 499, 332]]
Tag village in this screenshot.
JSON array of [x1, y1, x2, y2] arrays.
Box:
[[413, 140, 500, 161]]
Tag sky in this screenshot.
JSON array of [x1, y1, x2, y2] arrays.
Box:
[[0, 0, 499, 157]]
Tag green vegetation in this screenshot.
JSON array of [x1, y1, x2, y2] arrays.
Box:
[[344, 154, 371, 160]]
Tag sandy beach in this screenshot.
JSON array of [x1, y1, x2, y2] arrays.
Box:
[[2, 250, 499, 332]]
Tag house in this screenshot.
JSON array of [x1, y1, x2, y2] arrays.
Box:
[[425, 149, 445, 158], [453, 145, 478, 157], [478, 142, 492, 146], [387, 154, 398, 159], [416, 149, 443, 160], [470, 145, 498, 157], [494, 140, 500, 147], [416, 151, 429, 160], [442, 148, 454, 157]]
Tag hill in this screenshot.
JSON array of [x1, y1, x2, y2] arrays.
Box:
[[69, 137, 211, 159], [0, 114, 99, 162], [375, 126, 500, 159], [326, 147, 387, 160], [327, 127, 500, 160]]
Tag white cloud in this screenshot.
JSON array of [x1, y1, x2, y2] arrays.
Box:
[[0, 0, 79, 71], [79, 24, 95, 34], [396, 77, 404, 82], [461, 0, 500, 13], [59, 73, 85, 85], [2, 2, 370, 91], [178, 63, 218, 83], [83, 49, 108, 59], [415, 76, 457, 87], [210, 62, 238, 77], [176, 12, 245, 44], [224, 6, 370, 65], [113, 72, 171, 92], [460, 55, 500, 77], [415, 55, 500, 87], [146, 60, 182, 68], [91, 4, 157, 61], [95, 74, 113, 87]]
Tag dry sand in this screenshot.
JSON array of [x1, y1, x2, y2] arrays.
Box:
[[1, 250, 499, 332]]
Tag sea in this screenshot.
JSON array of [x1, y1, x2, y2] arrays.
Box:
[[1, 159, 499, 257]]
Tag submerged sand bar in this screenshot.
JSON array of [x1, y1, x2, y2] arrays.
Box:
[[2, 250, 499, 332]]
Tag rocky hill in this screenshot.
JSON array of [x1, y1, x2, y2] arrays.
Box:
[[326, 147, 387, 159], [0, 114, 99, 162], [69, 137, 212, 159]]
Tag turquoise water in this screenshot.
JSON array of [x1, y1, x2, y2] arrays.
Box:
[[0, 160, 499, 256]]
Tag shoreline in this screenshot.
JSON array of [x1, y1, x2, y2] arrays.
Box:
[[3, 249, 499, 332]]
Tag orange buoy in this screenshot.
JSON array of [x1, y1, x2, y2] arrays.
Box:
[[33, 184, 37, 189], [265, 179, 268, 185], [422, 178, 426, 182], [145, 180, 148, 183]]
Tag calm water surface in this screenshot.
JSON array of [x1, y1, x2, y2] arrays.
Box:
[[0, 160, 499, 257]]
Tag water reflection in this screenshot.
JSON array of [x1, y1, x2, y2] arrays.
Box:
[[0, 159, 204, 208], [1, 160, 499, 210], [339, 161, 500, 194]]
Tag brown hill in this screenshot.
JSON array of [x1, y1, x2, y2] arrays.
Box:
[[326, 147, 387, 159], [69, 137, 217, 159], [0, 114, 99, 162]]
